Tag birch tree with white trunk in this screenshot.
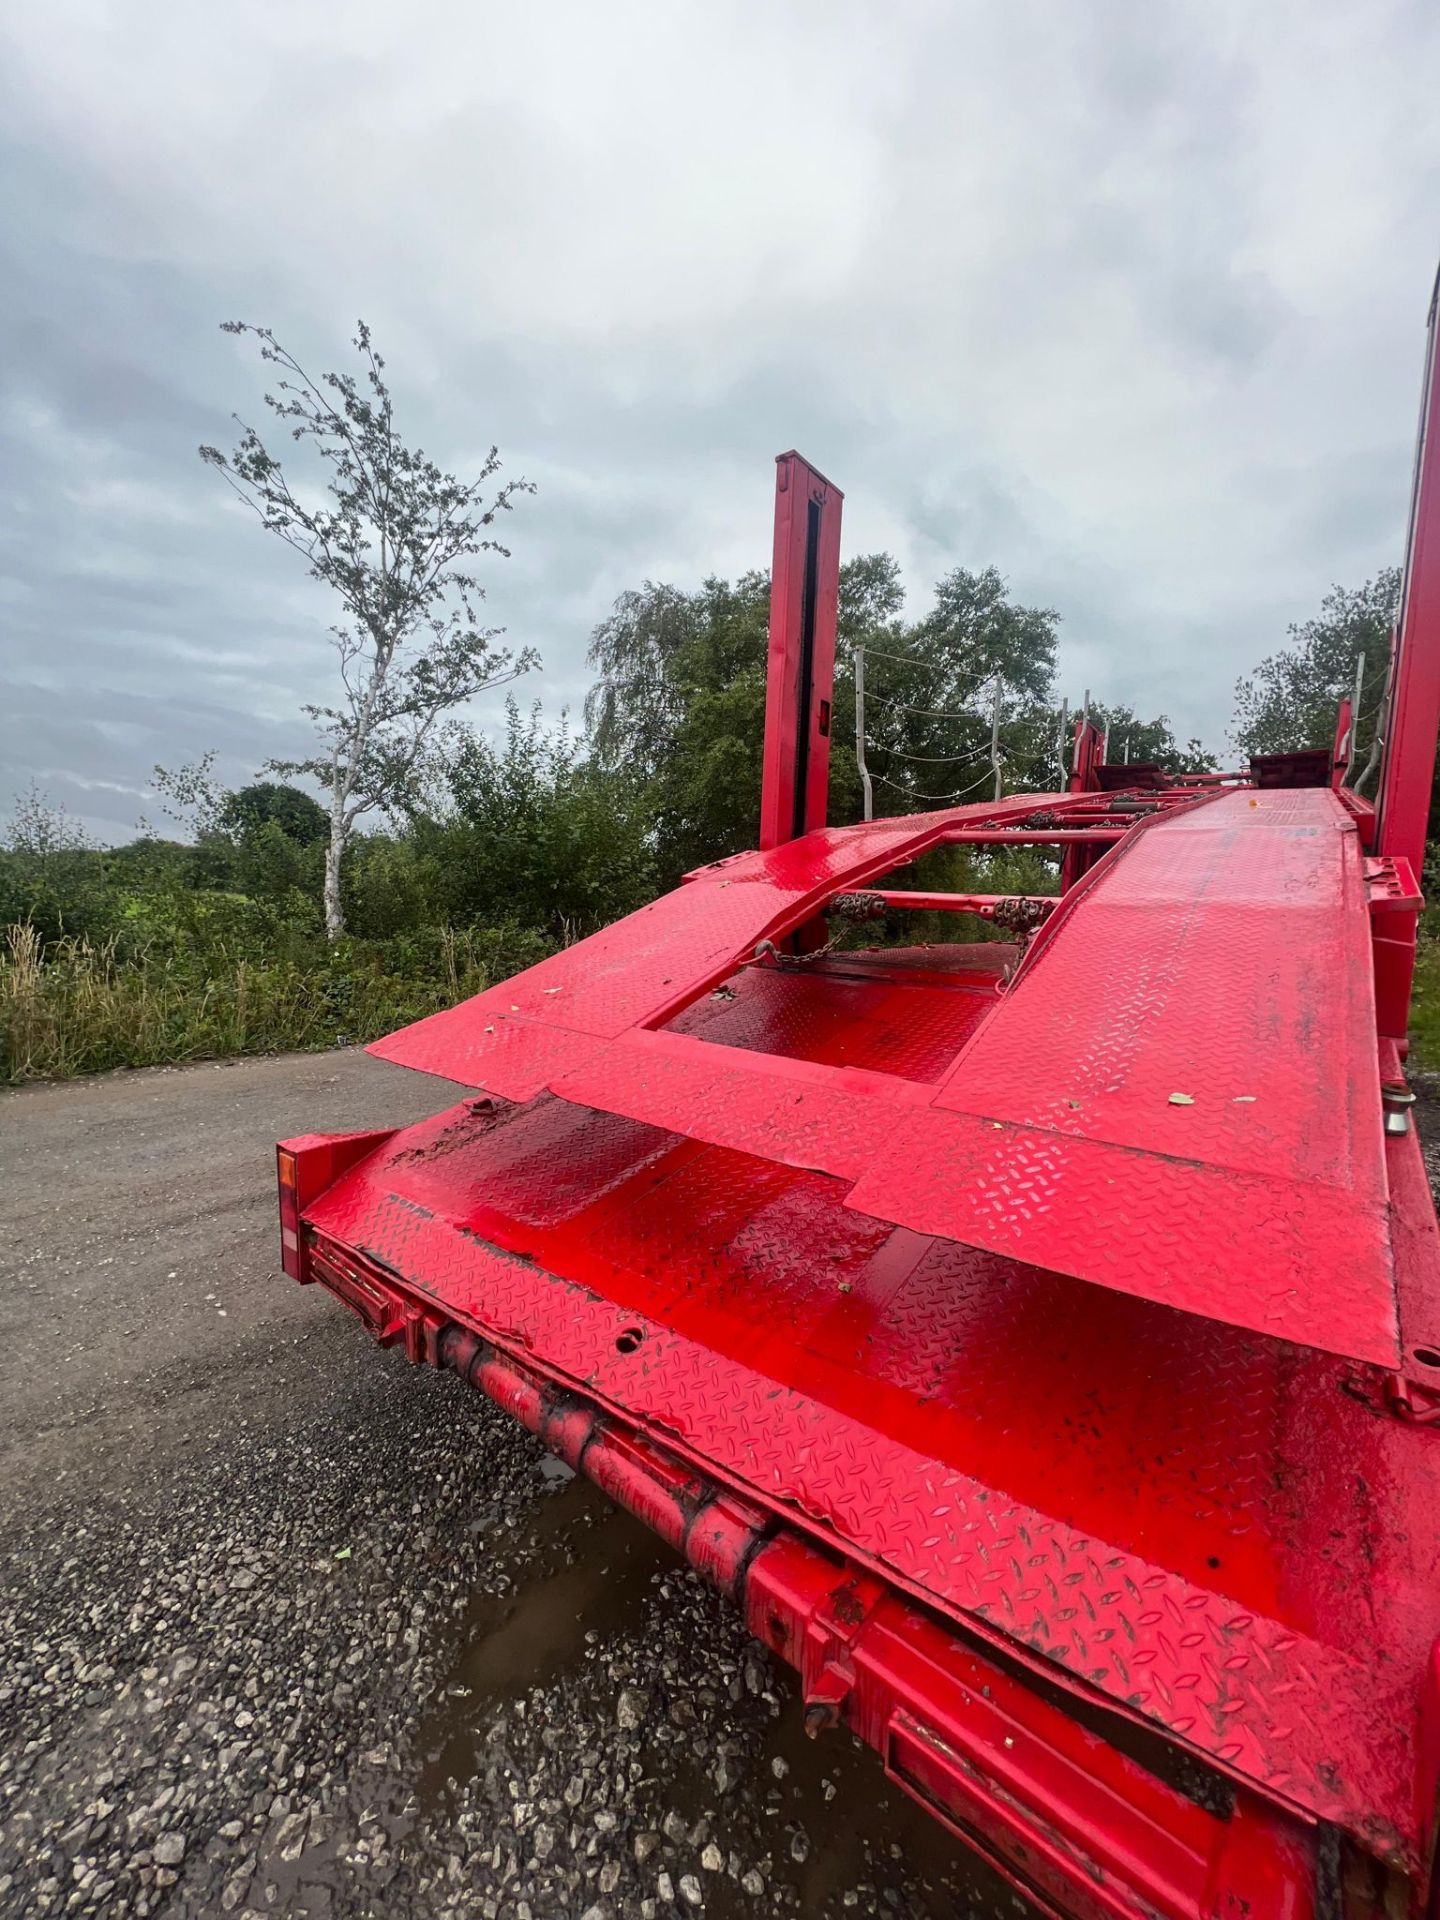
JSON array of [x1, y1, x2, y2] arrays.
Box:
[[201, 321, 535, 938]]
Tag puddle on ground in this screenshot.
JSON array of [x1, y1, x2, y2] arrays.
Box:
[[418, 1472, 674, 1806], [759, 1683, 1036, 1919], [415, 1467, 1036, 1915]]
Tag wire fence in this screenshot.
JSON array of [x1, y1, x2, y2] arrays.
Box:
[[854, 642, 1081, 816], [871, 742, 994, 767], [868, 767, 998, 805], [853, 637, 1395, 816], [855, 645, 993, 685], [864, 690, 983, 722]]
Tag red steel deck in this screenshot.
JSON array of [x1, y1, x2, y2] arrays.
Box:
[[373, 785, 1395, 1366], [304, 777, 1440, 1886], [304, 1029, 1437, 1878], [853, 786, 1394, 1364], [285, 314, 1440, 1911]]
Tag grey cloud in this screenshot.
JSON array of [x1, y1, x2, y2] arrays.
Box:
[[2, 1, 1438, 843]]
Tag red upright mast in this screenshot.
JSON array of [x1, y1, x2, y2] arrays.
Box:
[[1377, 269, 1440, 884], [758, 452, 843, 850]]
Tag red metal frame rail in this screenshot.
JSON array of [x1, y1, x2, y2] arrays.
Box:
[[434, 1321, 1328, 1920], [1379, 267, 1440, 895], [280, 1192, 1327, 1920]]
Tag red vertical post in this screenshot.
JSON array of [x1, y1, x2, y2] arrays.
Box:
[[1060, 717, 1105, 892], [1377, 269, 1440, 880], [759, 452, 844, 850], [1066, 717, 1104, 796]]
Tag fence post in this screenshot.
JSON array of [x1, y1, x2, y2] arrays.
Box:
[[1345, 650, 1365, 780], [990, 675, 1003, 803], [854, 645, 873, 821]]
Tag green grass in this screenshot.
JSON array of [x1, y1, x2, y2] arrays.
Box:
[[10, 897, 1440, 1088], [0, 921, 549, 1085], [1410, 936, 1440, 1074]]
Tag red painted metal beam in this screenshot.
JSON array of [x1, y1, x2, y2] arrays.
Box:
[[1068, 718, 1106, 795], [1063, 718, 1112, 889], [1378, 269, 1440, 890], [759, 452, 844, 850], [941, 828, 1125, 845], [419, 1317, 1318, 1920], [746, 1542, 1320, 1920], [1368, 856, 1425, 1043], [845, 889, 1055, 916]]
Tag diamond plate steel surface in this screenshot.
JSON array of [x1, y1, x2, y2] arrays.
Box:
[[664, 956, 999, 1080], [301, 1105, 1440, 1866], [551, 1030, 920, 1182], [847, 1107, 1397, 1361], [933, 790, 1381, 1188], [366, 792, 1050, 1089], [303, 1104, 1440, 1870], [343, 780, 1426, 1849], [844, 787, 1397, 1365], [374, 784, 1400, 1363]]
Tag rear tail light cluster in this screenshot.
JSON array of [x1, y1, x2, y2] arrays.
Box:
[[277, 1145, 303, 1279], [275, 1130, 398, 1283]]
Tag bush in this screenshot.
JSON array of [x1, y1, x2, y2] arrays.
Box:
[[421, 706, 657, 935], [0, 919, 553, 1084]]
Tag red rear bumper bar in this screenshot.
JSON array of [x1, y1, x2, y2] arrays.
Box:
[[299, 1221, 1320, 1920]]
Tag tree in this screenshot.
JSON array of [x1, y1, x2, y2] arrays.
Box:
[[1232, 570, 1399, 778], [0, 785, 104, 944], [585, 581, 699, 784], [585, 558, 911, 883], [3, 784, 94, 858], [151, 751, 228, 838], [1085, 703, 1219, 776], [200, 322, 536, 938], [148, 760, 326, 899], [417, 703, 656, 935], [218, 781, 328, 847], [858, 565, 1060, 810], [583, 556, 1068, 878]]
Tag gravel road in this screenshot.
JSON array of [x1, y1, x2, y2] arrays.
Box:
[[0, 1049, 1015, 1920]]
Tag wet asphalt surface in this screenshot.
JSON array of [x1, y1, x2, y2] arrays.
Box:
[[0, 1049, 1022, 1920]]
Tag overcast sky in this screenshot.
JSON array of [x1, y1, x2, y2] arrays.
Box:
[[4, 1, 1440, 841]]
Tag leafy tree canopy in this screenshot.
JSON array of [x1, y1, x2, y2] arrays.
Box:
[[1231, 570, 1399, 773], [587, 556, 1071, 879], [1086, 703, 1218, 775], [201, 320, 535, 936], [411, 702, 658, 937], [218, 782, 329, 847]]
